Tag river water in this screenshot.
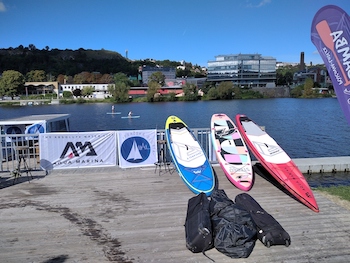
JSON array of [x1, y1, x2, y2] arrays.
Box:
[[1, 97, 350, 186], [1, 98, 349, 159]]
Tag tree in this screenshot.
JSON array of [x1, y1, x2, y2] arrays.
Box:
[[62, 90, 73, 98], [109, 73, 130, 102], [276, 65, 298, 86], [146, 81, 160, 102], [233, 86, 242, 99], [113, 72, 130, 85], [303, 78, 314, 98], [182, 83, 198, 101], [99, 74, 113, 84], [82, 86, 94, 97], [72, 89, 82, 97], [26, 70, 46, 82], [216, 81, 234, 99], [149, 72, 165, 87], [0, 70, 25, 96], [207, 87, 218, 100], [201, 81, 215, 94], [57, 74, 66, 84], [74, 72, 92, 84]]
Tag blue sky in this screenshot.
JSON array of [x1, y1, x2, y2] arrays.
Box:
[[0, 0, 349, 67]]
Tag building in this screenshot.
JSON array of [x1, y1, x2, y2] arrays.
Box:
[[60, 84, 114, 99], [141, 66, 176, 85], [24, 82, 60, 97], [207, 54, 276, 87]]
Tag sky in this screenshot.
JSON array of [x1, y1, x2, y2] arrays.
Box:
[[0, 0, 349, 67]]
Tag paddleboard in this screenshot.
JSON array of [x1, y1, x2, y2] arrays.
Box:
[[211, 113, 253, 191], [235, 114, 319, 213], [107, 112, 121, 115], [165, 115, 215, 196], [121, 115, 140, 119]]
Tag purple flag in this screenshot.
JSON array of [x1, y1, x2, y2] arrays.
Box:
[[311, 5, 350, 125]]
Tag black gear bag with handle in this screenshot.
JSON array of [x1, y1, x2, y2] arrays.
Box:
[[184, 192, 214, 259], [235, 193, 291, 248]]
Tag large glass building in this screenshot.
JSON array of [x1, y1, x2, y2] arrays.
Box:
[[141, 66, 176, 85], [207, 54, 276, 87]]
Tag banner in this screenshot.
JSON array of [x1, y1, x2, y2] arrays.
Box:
[[117, 129, 157, 168], [39, 131, 117, 170], [4, 125, 25, 143], [311, 5, 350, 125], [25, 121, 46, 140]]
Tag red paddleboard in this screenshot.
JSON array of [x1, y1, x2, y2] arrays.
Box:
[[235, 114, 319, 213]]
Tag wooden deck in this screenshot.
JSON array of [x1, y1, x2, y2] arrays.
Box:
[[0, 165, 350, 263]]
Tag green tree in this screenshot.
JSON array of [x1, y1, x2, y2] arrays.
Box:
[[182, 83, 198, 101], [233, 86, 242, 99], [26, 70, 46, 82], [276, 65, 298, 86], [82, 86, 94, 97], [216, 81, 234, 99], [149, 72, 165, 87], [290, 85, 303, 98], [303, 78, 314, 98], [113, 72, 130, 85], [109, 73, 130, 102], [0, 70, 25, 96], [146, 81, 160, 102], [207, 87, 218, 100], [62, 90, 73, 98]]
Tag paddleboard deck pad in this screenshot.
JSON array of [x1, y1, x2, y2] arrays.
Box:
[[211, 113, 253, 191], [235, 114, 319, 213], [165, 115, 215, 196]]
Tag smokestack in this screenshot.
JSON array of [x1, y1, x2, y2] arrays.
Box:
[[299, 52, 305, 71], [125, 49, 128, 59]]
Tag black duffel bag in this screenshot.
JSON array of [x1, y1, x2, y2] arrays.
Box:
[[184, 192, 214, 256], [210, 189, 257, 258]]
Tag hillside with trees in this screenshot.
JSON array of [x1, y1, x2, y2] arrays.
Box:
[[0, 45, 330, 102], [0, 45, 205, 83]]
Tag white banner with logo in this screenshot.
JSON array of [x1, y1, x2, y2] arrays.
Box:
[[25, 121, 46, 140], [117, 129, 157, 168], [39, 131, 117, 170]]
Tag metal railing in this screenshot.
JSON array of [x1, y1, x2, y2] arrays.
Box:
[[1, 128, 215, 173], [1, 134, 40, 173]]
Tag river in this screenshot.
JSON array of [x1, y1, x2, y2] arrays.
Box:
[[1, 97, 349, 159]]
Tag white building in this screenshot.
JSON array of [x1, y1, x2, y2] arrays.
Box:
[[60, 84, 114, 99]]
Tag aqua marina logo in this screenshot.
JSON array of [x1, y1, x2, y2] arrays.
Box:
[[60, 142, 97, 158], [121, 136, 150, 163]]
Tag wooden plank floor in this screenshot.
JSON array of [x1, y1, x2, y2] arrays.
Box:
[[1, 165, 350, 263]]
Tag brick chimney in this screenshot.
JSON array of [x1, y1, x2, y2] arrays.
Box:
[[299, 52, 305, 71]]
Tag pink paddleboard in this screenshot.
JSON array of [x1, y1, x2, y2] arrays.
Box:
[[211, 113, 254, 191]]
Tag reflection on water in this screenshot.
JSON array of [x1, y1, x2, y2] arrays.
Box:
[[305, 172, 350, 188]]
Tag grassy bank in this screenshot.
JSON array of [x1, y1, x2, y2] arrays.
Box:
[[316, 185, 350, 202]]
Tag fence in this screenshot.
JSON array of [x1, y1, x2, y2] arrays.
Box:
[[1, 128, 216, 173], [1, 134, 40, 173]]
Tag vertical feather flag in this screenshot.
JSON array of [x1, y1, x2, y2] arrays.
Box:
[[311, 5, 350, 125]]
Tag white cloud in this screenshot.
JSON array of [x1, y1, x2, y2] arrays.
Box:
[[246, 0, 271, 8], [0, 1, 6, 12]]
